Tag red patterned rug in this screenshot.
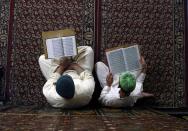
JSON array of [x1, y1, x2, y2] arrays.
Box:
[[0, 106, 188, 131]]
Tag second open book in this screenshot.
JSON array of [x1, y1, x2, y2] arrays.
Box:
[[106, 45, 142, 75]]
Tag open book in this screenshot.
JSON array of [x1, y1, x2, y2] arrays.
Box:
[[106, 45, 142, 75], [46, 36, 77, 59], [42, 29, 77, 59]]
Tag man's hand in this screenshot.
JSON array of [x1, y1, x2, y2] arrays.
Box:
[[67, 63, 79, 70], [140, 56, 147, 73], [67, 63, 84, 75], [59, 57, 72, 68], [106, 73, 113, 87], [55, 57, 72, 74]]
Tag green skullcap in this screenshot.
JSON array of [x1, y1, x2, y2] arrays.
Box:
[[119, 72, 136, 93]]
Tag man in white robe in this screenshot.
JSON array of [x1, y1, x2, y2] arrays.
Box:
[[39, 46, 95, 108], [95, 57, 153, 108]]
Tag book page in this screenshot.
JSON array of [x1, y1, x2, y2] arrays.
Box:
[[46, 38, 64, 58], [62, 36, 77, 56], [106, 49, 126, 75], [42, 29, 76, 59], [122, 45, 141, 71]]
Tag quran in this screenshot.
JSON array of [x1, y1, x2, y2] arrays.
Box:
[[42, 29, 77, 59], [106, 45, 142, 75]]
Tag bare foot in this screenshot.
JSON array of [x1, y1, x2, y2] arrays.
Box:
[[140, 92, 154, 98]]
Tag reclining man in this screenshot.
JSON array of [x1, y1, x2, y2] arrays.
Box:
[[95, 56, 154, 108]]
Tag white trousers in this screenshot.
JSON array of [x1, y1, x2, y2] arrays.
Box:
[[39, 46, 94, 80]]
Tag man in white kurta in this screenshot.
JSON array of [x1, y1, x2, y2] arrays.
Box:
[[39, 46, 95, 108], [95, 57, 153, 108]]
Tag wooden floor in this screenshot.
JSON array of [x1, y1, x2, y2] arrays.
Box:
[[0, 105, 188, 131]]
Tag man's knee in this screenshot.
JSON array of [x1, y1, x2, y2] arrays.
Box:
[[95, 62, 109, 76], [95, 62, 105, 70], [85, 46, 94, 55], [38, 54, 45, 64]]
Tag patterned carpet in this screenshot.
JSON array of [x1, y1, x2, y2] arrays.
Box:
[[0, 106, 188, 131]]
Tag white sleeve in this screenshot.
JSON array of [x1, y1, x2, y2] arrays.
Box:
[[42, 72, 63, 105], [74, 70, 95, 105], [136, 73, 146, 83], [99, 86, 135, 108], [130, 73, 146, 101], [104, 97, 135, 108], [79, 70, 95, 96], [98, 86, 111, 101], [79, 70, 94, 80]]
